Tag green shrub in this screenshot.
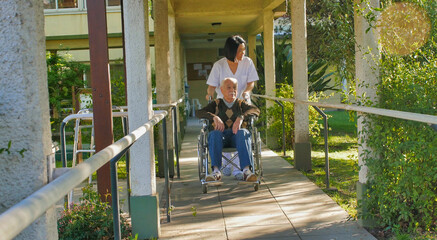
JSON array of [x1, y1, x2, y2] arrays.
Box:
[[260, 84, 324, 149], [57, 184, 131, 240], [361, 39, 437, 232], [253, 35, 337, 96]]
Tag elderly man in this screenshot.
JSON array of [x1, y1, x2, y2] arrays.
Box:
[[196, 77, 260, 182]]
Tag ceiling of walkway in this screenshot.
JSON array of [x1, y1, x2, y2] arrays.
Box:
[[171, 0, 286, 48]]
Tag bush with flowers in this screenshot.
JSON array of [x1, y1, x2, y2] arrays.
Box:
[[57, 184, 131, 240]]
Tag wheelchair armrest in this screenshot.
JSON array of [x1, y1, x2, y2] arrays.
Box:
[[247, 115, 258, 126], [199, 118, 210, 130]]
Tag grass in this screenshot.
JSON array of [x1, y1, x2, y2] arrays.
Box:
[[278, 110, 360, 218]]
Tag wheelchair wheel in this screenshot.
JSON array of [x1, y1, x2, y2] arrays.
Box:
[[197, 132, 207, 180], [253, 130, 263, 177]]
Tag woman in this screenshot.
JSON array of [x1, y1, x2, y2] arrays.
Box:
[[205, 35, 259, 180], [205, 35, 259, 101]]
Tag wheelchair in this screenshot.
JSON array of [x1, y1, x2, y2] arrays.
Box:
[[197, 115, 262, 193]]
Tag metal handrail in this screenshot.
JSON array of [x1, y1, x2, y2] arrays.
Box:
[[0, 111, 168, 240], [252, 93, 437, 189], [154, 96, 184, 178], [312, 106, 330, 189], [252, 94, 437, 125], [110, 110, 170, 239], [60, 111, 129, 168], [60, 97, 185, 174]]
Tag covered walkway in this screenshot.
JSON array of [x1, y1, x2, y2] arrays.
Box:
[[159, 118, 375, 239]]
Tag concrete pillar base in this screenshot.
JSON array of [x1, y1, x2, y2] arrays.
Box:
[[357, 182, 377, 228], [294, 142, 312, 171], [130, 194, 161, 239], [157, 149, 175, 178]]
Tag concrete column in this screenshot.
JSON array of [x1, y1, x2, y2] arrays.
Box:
[[169, 10, 182, 175], [174, 35, 183, 148], [169, 11, 177, 102], [291, 0, 312, 171], [263, 9, 276, 148], [0, 1, 57, 239], [248, 34, 258, 68], [168, 9, 180, 148], [181, 47, 189, 130], [154, 0, 175, 177], [354, 0, 380, 227], [123, 0, 160, 238]]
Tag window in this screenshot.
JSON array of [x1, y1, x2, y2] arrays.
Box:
[[107, 0, 121, 7], [43, 0, 120, 10], [44, 0, 78, 9]]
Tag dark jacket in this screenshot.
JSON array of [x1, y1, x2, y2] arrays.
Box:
[[196, 99, 260, 130]]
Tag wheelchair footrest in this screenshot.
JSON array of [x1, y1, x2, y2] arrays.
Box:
[[201, 180, 223, 186]]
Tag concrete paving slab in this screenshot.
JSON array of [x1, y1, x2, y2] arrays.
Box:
[[226, 225, 300, 240], [224, 213, 291, 227], [162, 215, 226, 230], [158, 118, 376, 240], [160, 228, 228, 240], [296, 221, 375, 240]]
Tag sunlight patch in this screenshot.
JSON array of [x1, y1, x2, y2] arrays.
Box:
[[377, 2, 431, 55]]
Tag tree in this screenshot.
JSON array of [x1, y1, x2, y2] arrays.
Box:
[[46, 52, 89, 120]]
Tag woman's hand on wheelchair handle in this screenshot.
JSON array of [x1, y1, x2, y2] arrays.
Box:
[[213, 116, 225, 132]]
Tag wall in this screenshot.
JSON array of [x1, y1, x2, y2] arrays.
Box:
[[44, 9, 155, 64], [185, 48, 219, 107]]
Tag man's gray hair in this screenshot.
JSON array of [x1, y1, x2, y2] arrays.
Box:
[[219, 77, 238, 88]]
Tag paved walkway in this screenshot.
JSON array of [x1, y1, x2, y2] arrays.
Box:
[[159, 118, 376, 240]]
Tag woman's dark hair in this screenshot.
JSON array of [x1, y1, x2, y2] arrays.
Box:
[[224, 35, 246, 62]]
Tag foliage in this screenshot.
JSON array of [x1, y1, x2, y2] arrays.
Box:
[[46, 52, 88, 118], [253, 34, 336, 149], [259, 84, 324, 149], [58, 184, 131, 240], [0, 140, 27, 157], [110, 64, 127, 107], [306, 0, 356, 89], [109, 63, 128, 143], [274, 0, 355, 95], [254, 35, 337, 96], [360, 1, 437, 232]]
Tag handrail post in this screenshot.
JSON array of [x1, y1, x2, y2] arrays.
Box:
[[274, 100, 286, 157], [122, 116, 131, 214], [312, 106, 330, 189], [111, 147, 129, 240], [173, 106, 180, 179], [162, 117, 171, 222], [60, 121, 67, 168]]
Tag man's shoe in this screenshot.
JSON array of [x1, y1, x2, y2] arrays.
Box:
[[243, 169, 257, 182], [206, 171, 222, 181]]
